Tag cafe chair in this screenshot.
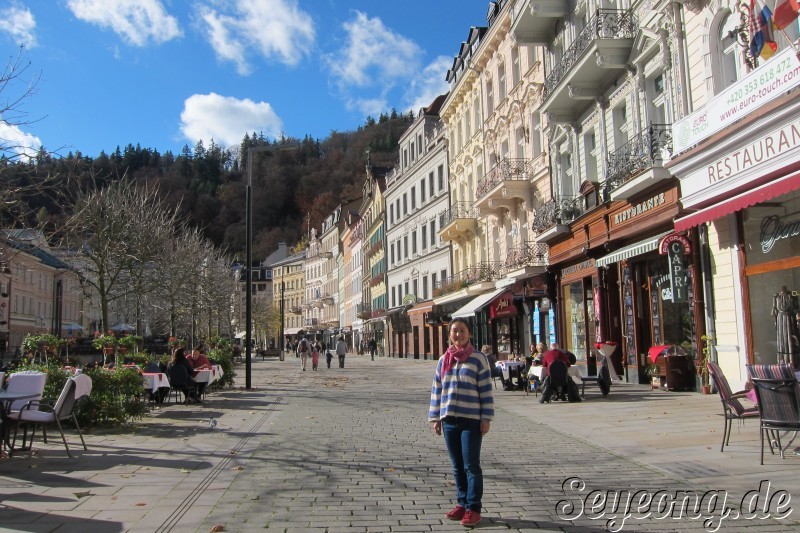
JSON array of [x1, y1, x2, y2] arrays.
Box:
[[750, 377, 800, 464], [539, 360, 569, 403], [167, 364, 197, 404], [747, 364, 796, 381], [581, 358, 612, 398], [10, 374, 92, 458], [707, 362, 759, 452]]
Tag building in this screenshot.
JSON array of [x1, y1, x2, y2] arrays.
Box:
[[270, 249, 306, 349], [360, 161, 389, 355], [385, 95, 452, 359]]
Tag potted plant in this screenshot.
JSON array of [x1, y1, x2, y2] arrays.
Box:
[[645, 363, 662, 389], [168, 336, 185, 350], [697, 335, 713, 394], [117, 334, 143, 354], [93, 330, 118, 355]]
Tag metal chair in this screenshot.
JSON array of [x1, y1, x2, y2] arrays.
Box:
[[707, 362, 758, 452], [750, 377, 800, 464], [11, 374, 92, 457]]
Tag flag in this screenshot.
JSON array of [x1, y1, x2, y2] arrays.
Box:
[[750, 5, 778, 60], [774, 0, 800, 30]]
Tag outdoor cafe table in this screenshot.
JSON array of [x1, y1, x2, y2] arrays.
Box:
[[142, 372, 170, 394], [0, 391, 39, 451], [529, 365, 583, 384], [496, 360, 525, 382]]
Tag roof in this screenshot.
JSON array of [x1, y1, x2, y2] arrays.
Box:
[[4, 239, 71, 270]]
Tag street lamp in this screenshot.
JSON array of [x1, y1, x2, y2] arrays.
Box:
[[245, 142, 299, 389]]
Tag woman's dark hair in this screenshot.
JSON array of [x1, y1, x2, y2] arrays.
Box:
[[173, 348, 186, 361], [449, 317, 472, 334]]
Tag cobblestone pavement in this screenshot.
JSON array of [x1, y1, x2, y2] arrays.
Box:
[[1, 355, 799, 532]]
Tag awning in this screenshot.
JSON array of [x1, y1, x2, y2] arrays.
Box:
[[284, 327, 302, 334], [451, 287, 506, 319], [674, 170, 800, 232], [407, 301, 434, 316], [595, 231, 672, 268]]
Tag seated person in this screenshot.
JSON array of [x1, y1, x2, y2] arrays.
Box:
[[143, 361, 161, 373], [188, 346, 212, 370], [542, 342, 571, 368], [168, 348, 200, 403], [481, 344, 511, 390]]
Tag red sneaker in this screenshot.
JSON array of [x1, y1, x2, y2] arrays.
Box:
[[445, 505, 466, 520], [460, 510, 481, 527]]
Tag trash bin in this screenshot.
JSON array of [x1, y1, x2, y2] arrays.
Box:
[[665, 354, 693, 391]]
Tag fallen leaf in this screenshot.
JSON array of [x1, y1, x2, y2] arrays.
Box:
[[250, 495, 260, 501], [180, 468, 190, 473], [232, 466, 243, 471], [74, 491, 93, 499], [120, 475, 131, 478], [229, 450, 237, 455], [210, 525, 225, 532], [111, 496, 118, 501], [136, 502, 146, 506], [385, 467, 396, 472]]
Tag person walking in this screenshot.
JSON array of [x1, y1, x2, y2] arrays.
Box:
[[368, 338, 377, 361], [297, 336, 311, 371], [428, 318, 494, 528], [311, 341, 321, 371], [325, 347, 333, 369], [335, 336, 347, 368]]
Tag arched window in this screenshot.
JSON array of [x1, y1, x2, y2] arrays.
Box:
[[712, 10, 749, 93]]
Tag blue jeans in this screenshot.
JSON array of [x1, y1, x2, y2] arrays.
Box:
[[442, 417, 483, 512]]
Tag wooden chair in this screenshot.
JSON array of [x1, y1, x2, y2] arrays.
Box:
[[707, 362, 758, 452], [750, 377, 800, 464]]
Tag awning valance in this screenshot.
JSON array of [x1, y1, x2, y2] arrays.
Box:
[[674, 170, 800, 232], [595, 231, 672, 268], [407, 301, 434, 316], [451, 287, 506, 319]]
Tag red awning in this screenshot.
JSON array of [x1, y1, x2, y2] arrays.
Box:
[[674, 170, 800, 232]]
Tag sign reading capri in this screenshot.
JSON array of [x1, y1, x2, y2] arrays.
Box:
[[659, 234, 691, 304]]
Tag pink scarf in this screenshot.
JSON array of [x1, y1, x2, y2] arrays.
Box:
[[441, 342, 474, 376]]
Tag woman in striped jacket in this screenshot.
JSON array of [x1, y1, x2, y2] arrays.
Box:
[[429, 317, 494, 528]]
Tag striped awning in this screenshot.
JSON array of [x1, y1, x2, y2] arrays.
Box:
[[595, 231, 672, 268]]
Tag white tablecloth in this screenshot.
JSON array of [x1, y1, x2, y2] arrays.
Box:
[[142, 373, 169, 393], [529, 365, 583, 385], [496, 361, 525, 381]]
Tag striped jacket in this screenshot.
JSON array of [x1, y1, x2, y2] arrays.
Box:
[[428, 350, 495, 422]]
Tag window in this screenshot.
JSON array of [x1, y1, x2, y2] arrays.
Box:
[[429, 172, 435, 197], [396, 199, 401, 221], [584, 131, 597, 183], [402, 194, 407, 215], [647, 72, 667, 125], [511, 46, 520, 87], [391, 286, 396, 308], [411, 186, 416, 210], [516, 126, 525, 158], [418, 134, 423, 155], [390, 242, 395, 265], [498, 62, 506, 102], [486, 79, 494, 115], [423, 276, 428, 299], [411, 141, 416, 162], [420, 179, 426, 202], [413, 279, 418, 298], [404, 235, 408, 258], [403, 148, 408, 168], [473, 95, 481, 131], [716, 13, 749, 93], [438, 165, 444, 190], [613, 103, 628, 154], [430, 219, 437, 245], [404, 281, 409, 297], [389, 203, 394, 225], [431, 272, 438, 292], [421, 225, 427, 249], [440, 269, 447, 283], [412, 230, 417, 254]]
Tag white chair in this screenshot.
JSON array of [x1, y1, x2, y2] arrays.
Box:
[[5, 371, 47, 412], [11, 375, 92, 457]]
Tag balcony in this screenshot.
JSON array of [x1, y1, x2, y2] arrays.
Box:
[[510, 0, 569, 45], [531, 197, 585, 243], [541, 9, 637, 121], [289, 306, 303, 315], [475, 158, 533, 215], [303, 318, 318, 327], [356, 303, 371, 319], [439, 202, 479, 242], [506, 241, 549, 272], [606, 124, 673, 201], [433, 262, 505, 297]]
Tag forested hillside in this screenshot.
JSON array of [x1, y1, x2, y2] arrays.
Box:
[[3, 110, 414, 260]]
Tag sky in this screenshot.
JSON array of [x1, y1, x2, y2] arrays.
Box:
[[0, 0, 492, 160]]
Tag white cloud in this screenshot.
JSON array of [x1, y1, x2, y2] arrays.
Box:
[[0, 120, 42, 160], [197, 0, 315, 75], [0, 3, 37, 48], [180, 93, 283, 148], [327, 11, 421, 89], [66, 0, 182, 47], [347, 97, 387, 119], [404, 56, 450, 113]]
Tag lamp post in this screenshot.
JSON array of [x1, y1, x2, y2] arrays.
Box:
[[245, 143, 299, 389], [279, 267, 285, 355]]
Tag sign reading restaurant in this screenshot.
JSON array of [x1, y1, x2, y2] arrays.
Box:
[[613, 192, 667, 225], [673, 47, 800, 154]]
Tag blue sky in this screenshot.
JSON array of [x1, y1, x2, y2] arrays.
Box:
[[0, 0, 489, 159]]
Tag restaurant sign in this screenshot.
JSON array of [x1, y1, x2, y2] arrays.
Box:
[[659, 234, 690, 303], [760, 214, 800, 253], [490, 292, 518, 319], [673, 47, 800, 154]]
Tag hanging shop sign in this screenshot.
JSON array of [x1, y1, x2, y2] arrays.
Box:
[[489, 292, 518, 319], [659, 234, 690, 303]]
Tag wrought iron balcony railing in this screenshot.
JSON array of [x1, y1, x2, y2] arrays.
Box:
[[506, 241, 549, 270], [543, 9, 637, 101], [303, 318, 318, 327], [433, 262, 505, 296], [439, 201, 478, 229], [356, 303, 371, 319], [531, 197, 585, 233], [606, 124, 673, 192], [476, 158, 532, 199]]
